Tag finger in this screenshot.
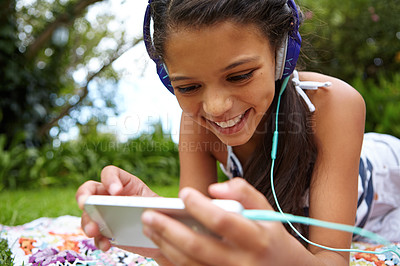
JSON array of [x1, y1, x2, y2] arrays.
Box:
[[180, 187, 263, 249], [208, 178, 273, 210], [80, 211, 101, 237], [142, 211, 237, 266], [76, 180, 108, 209], [101, 165, 157, 197], [81, 211, 112, 251], [80, 212, 111, 251], [95, 235, 112, 251]]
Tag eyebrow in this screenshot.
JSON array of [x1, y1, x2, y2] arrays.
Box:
[[222, 56, 261, 72], [169, 56, 261, 82], [169, 75, 193, 82]]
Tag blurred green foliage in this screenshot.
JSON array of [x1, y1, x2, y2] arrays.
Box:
[[353, 73, 400, 137], [0, 122, 180, 190], [300, 0, 400, 136], [0, 0, 135, 147], [300, 0, 399, 81]]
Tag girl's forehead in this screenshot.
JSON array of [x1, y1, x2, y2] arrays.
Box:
[[164, 21, 270, 59], [167, 21, 266, 42], [163, 22, 274, 76]]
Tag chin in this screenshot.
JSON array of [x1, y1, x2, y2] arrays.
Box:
[[216, 133, 253, 147], [207, 123, 258, 147]]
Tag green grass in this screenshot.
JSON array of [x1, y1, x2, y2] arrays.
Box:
[[0, 186, 82, 226], [152, 184, 180, 198], [0, 185, 180, 226]]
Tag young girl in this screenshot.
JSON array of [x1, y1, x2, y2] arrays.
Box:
[[76, 0, 400, 265]]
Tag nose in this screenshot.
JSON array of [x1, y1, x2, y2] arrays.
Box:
[[202, 87, 233, 118]]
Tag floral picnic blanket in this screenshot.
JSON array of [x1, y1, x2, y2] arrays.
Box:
[[1, 216, 157, 265], [1, 215, 399, 265]]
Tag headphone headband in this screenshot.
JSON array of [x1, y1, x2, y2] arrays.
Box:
[[144, 0, 301, 93], [143, 1, 174, 93]]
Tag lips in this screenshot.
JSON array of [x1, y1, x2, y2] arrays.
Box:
[[207, 109, 250, 135], [214, 113, 244, 128]]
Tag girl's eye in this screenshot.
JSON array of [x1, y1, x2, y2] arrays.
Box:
[[227, 70, 255, 82], [175, 84, 201, 94]]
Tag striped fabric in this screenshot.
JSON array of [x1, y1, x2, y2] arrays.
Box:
[[356, 156, 374, 228]]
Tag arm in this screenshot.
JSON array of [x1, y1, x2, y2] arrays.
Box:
[[178, 112, 221, 195], [302, 72, 366, 265]]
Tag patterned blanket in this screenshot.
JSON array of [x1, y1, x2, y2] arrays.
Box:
[[0, 216, 399, 265], [1, 216, 156, 266]]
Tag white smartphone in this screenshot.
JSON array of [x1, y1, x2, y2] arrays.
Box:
[[84, 195, 244, 248]]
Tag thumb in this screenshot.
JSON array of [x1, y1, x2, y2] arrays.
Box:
[[208, 178, 274, 210]]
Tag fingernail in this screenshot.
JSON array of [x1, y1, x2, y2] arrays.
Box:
[[77, 195, 88, 209], [109, 183, 121, 195], [98, 238, 109, 251], [142, 211, 154, 225], [210, 182, 229, 192], [179, 187, 190, 200], [83, 222, 95, 237]]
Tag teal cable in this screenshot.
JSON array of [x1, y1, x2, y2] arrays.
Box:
[[241, 210, 389, 244], [242, 209, 400, 257], [270, 76, 289, 160], [264, 76, 400, 258]]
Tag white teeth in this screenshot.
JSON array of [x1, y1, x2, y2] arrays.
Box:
[[214, 114, 244, 128]]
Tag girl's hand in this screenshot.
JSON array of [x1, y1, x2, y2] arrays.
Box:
[[75, 165, 163, 259], [141, 178, 307, 266]]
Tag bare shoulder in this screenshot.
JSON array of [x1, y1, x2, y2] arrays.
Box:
[[299, 71, 364, 104], [298, 71, 366, 126]]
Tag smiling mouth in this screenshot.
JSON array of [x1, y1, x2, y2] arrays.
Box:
[[212, 112, 245, 129]]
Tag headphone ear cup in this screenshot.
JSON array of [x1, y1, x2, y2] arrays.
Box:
[[275, 35, 288, 81], [278, 0, 301, 80], [281, 31, 301, 79], [275, 32, 301, 81]]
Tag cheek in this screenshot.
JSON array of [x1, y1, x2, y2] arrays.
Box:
[[247, 82, 275, 110], [249, 70, 275, 98], [176, 96, 200, 117], [264, 91, 275, 109]]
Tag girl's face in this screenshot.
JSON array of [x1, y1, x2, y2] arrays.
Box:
[[164, 22, 276, 146]]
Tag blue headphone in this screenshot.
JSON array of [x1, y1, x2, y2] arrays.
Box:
[[143, 0, 302, 94]]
